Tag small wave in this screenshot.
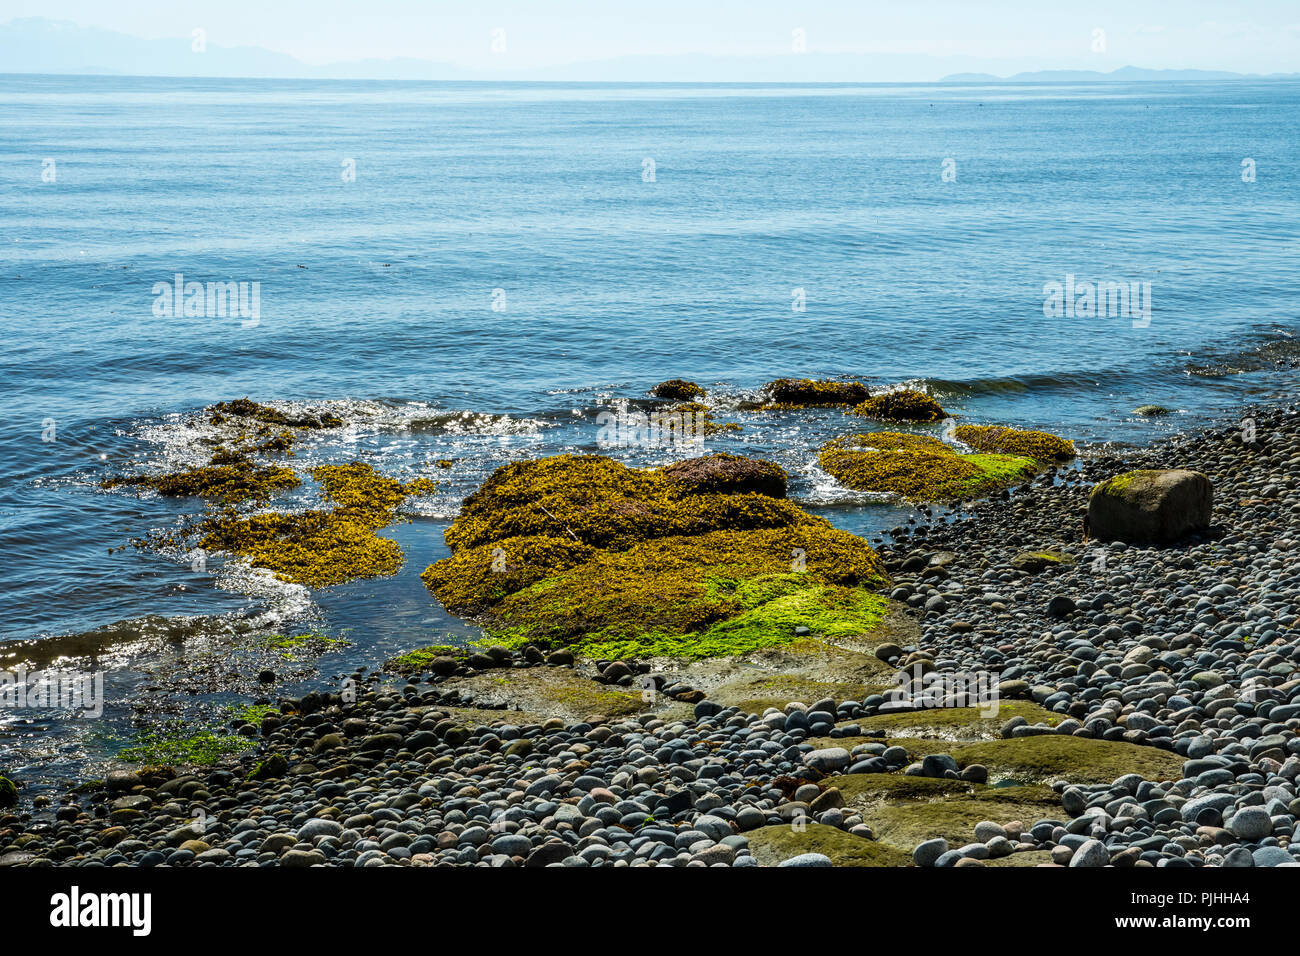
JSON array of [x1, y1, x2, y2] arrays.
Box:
[[795, 459, 901, 508], [0, 610, 280, 670], [1183, 325, 1300, 378]]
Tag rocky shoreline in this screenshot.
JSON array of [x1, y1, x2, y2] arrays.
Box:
[[2, 399, 1298, 868]]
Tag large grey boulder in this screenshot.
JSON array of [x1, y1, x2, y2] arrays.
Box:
[[1087, 469, 1212, 543]]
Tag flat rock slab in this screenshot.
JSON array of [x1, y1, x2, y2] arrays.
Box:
[[847, 701, 1062, 741], [861, 786, 1059, 849], [435, 668, 645, 723], [948, 735, 1186, 785], [746, 823, 911, 867], [986, 849, 1055, 867]]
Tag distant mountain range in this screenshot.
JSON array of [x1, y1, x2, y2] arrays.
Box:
[[2, 18, 1297, 84], [941, 66, 1300, 82], [0, 17, 473, 80]]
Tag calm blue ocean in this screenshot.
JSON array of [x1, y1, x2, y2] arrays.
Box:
[[0, 75, 1297, 781]]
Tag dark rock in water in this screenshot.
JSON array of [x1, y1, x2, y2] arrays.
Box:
[[1088, 469, 1212, 543], [650, 379, 705, 401], [763, 378, 869, 407], [0, 776, 16, 808], [660, 453, 787, 498]]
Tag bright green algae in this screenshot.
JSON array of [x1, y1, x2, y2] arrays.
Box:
[[423, 454, 890, 659]]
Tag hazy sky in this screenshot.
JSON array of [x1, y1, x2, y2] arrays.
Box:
[[8, 1, 1300, 72]]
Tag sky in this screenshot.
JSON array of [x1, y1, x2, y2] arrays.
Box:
[[3, 1, 1299, 75]]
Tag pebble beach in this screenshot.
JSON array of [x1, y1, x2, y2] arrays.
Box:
[[5, 398, 1297, 869]]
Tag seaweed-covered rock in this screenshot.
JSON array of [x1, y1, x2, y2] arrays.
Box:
[[209, 398, 343, 430], [1088, 469, 1213, 544], [853, 389, 947, 423], [819, 433, 1038, 502], [486, 530, 889, 658], [423, 454, 889, 659], [0, 776, 16, 808], [420, 535, 596, 616], [952, 424, 1075, 461], [197, 463, 437, 587], [104, 460, 301, 503], [650, 379, 705, 400], [660, 453, 787, 498], [445, 456, 803, 552], [764, 378, 870, 407], [103, 400, 349, 504]]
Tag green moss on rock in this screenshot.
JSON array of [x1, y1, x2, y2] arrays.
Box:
[[421, 535, 597, 616], [952, 424, 1075, 461], [424, 454, 889, 660], [226, 703, 280, 727], [855, 701, 1062, 740], [384, 645, 463, 674], [863, 786, 1059, 848], [831, 773, 977, 802], [258, 632, 350, 656], [746, 822, 912, 867], [950, 735, 1185, 784], [118, 729, 254, 767], [483, 529, 887, 656], [104, 461, 300, 504], [819, 433, 1038, 502], [197, 463, 435, 588]]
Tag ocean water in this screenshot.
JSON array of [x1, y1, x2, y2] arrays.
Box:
[[0, 75, 1297, 784]]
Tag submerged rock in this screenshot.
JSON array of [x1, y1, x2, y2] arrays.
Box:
[[852, 388, 947, 423], [763, 378, 870, 407], [650, 379, 705, 400], [952, 424, 1075, 461], [819, 432, 1038, 502], [1087, 468, 1213, 543]]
